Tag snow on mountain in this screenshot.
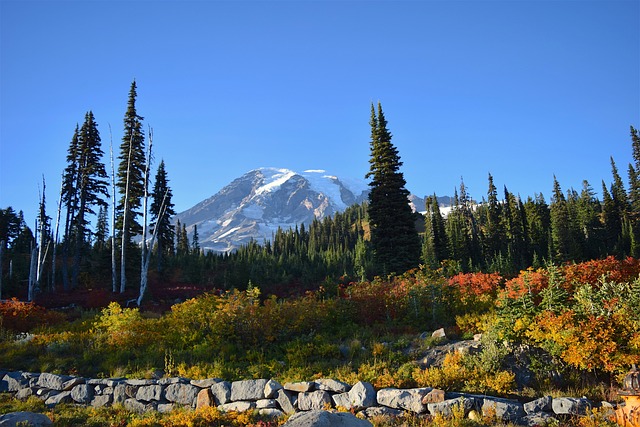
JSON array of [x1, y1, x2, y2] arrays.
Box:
[[175, 167, 369, 253]]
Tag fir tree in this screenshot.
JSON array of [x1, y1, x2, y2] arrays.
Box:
[[550, 176, 572, 262], [150, 160, 176, 272], [365, 102, 420, 275], [116, 81, 146, 291]]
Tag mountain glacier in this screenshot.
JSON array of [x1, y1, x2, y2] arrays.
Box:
[[174, 168, 369, 253]]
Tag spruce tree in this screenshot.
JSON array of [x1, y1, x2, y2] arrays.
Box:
[[366, 102, 420, 275], [150, 160, 176, 273], [550, 176, 572, 262], [116, 81, 146, 291]]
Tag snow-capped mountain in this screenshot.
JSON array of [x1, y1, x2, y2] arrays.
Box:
[[175, 168, 369, 253]]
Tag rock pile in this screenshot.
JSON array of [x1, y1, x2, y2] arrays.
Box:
[[0, 370, 607, 426]]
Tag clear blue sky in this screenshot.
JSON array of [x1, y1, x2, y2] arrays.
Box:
[[1, 0, 639, 229]]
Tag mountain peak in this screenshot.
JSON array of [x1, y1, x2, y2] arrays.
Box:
[[175, 168, 368, 253]]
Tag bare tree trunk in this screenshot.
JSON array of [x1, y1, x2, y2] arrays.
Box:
[[51, 177, 63, 292], [28, 246, 37, 302], [139, 191, 167, 306], [36, 176, 45, 286], [120, 133, 134, 294], [138, 128, 152, 306], [109, 127, 118, 293]]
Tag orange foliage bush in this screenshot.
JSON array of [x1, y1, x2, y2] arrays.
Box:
[[562, 256, 640, 290], [503, 267, 549, 299], [0, 298, 65, 332]]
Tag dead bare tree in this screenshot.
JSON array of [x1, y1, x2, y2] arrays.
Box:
[[50, 175, 63, 292], [109, 125, 118, 293]]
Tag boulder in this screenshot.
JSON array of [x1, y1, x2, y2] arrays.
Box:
[[135, 385, 163, 402], [230, 379, 268, 401], [298, 390, 332, 411], [0, 411, 53, 426], [196, 388, 214, 409], [520, 412, 557, 427], [165, 383, 200, 406], [376, 388, 431, 413], [191, 378, 222, 388], [360, 406, 405, 418], [348, 381, 376, 410], [427, 396, 475, 417], [3, 372, 26, 392], [217, 401, 256, 412], [37, 373, 72, 391], [158, 377, 188, 385], [524, 396, 552, 414], [315, 378, 351, 393], [61, 377, 85, 391], [44, 391, 72, 407], [422, 388, 445, 404], [276, 389, 297, 415], [284, 381, 315, 393], [15, 388, 35, 400], [124, 398, 155, 413], [283, 410, 373, 427], [157, 403, 175, 414], [256, 399, 277, 409], [481, 398, 525, 421], [126, 379, 156, 386], [91, 395, 112, 408], [211, 381, 231, 405], [432, 328, 447, 339], [552, 397, 591, 415], [112, 384, 128, 404], [71, 384, 94, 404], [264, 379, 283, 398], [332, 392, 352, 409]]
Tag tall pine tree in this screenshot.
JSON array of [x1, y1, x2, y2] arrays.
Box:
[[366, 102, 420, 275], [116, 81, 146, 292], [150, 160, 176, 273]]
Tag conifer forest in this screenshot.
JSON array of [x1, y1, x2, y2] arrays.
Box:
[[1, 82, 639, 426]]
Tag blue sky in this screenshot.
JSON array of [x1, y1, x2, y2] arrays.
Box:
[[1, 0, 639, 228]]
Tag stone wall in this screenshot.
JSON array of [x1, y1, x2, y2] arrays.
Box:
[[0, 371, 609, 426]]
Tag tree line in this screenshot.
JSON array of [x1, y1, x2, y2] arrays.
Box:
[[1, 93, 639, 301]]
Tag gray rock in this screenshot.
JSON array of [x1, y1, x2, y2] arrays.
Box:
[[332, 392, 352, 409], [91, 395, 112, 408], [276, 389, 297, 415], [158, 377, 188, 385], [481, 398, 525, 421], [15, 387, 35, 400], [190, 378, 222, 388], [61, 377, 85, 391], [361, 406, 406, 418], [298, 390, 332, 411], [427, 396, 475, 417], [256, 399, 278, 409], [376, 388, 430, 413], [71, 384, 94, 404], [552, 397, 591, 415], [211, 381, 231, 405], [112, 384, 128, 404], [37, 373, 72, 391], [524, 396, 552, 414], [315, 378, 351, 393], [44, 391, 72, 407], [348, 381, 376, 410], [124, 398, 155, 413], [218, 401, 256, 412], [126, 379, 156, 386], [0, 411, 53, 426], [36, 388, 57, 401], [283, 410, 373, 427], [135, 385, 163, 402], [157, 403, 175, 413], [231, 379, 268, 401], [4, 372, 27, 392], [284, 381, 315, 393], [520, 412, 557, 427], [432, 328, 447, 339], [264, 379, 283, 398], [165, 383, 200, 406]]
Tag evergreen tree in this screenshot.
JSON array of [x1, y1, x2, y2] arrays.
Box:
[[192, 224, 200, 254], [94, 205, 109, 251], [116, 81, 146, 291], [365, 102, 420, 275], [150, 160, 176, 272], [550, 176, 572, 262], [576, 180, 603, 258], [0, 207, 23, 249], [484, 174, 504, 266]]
